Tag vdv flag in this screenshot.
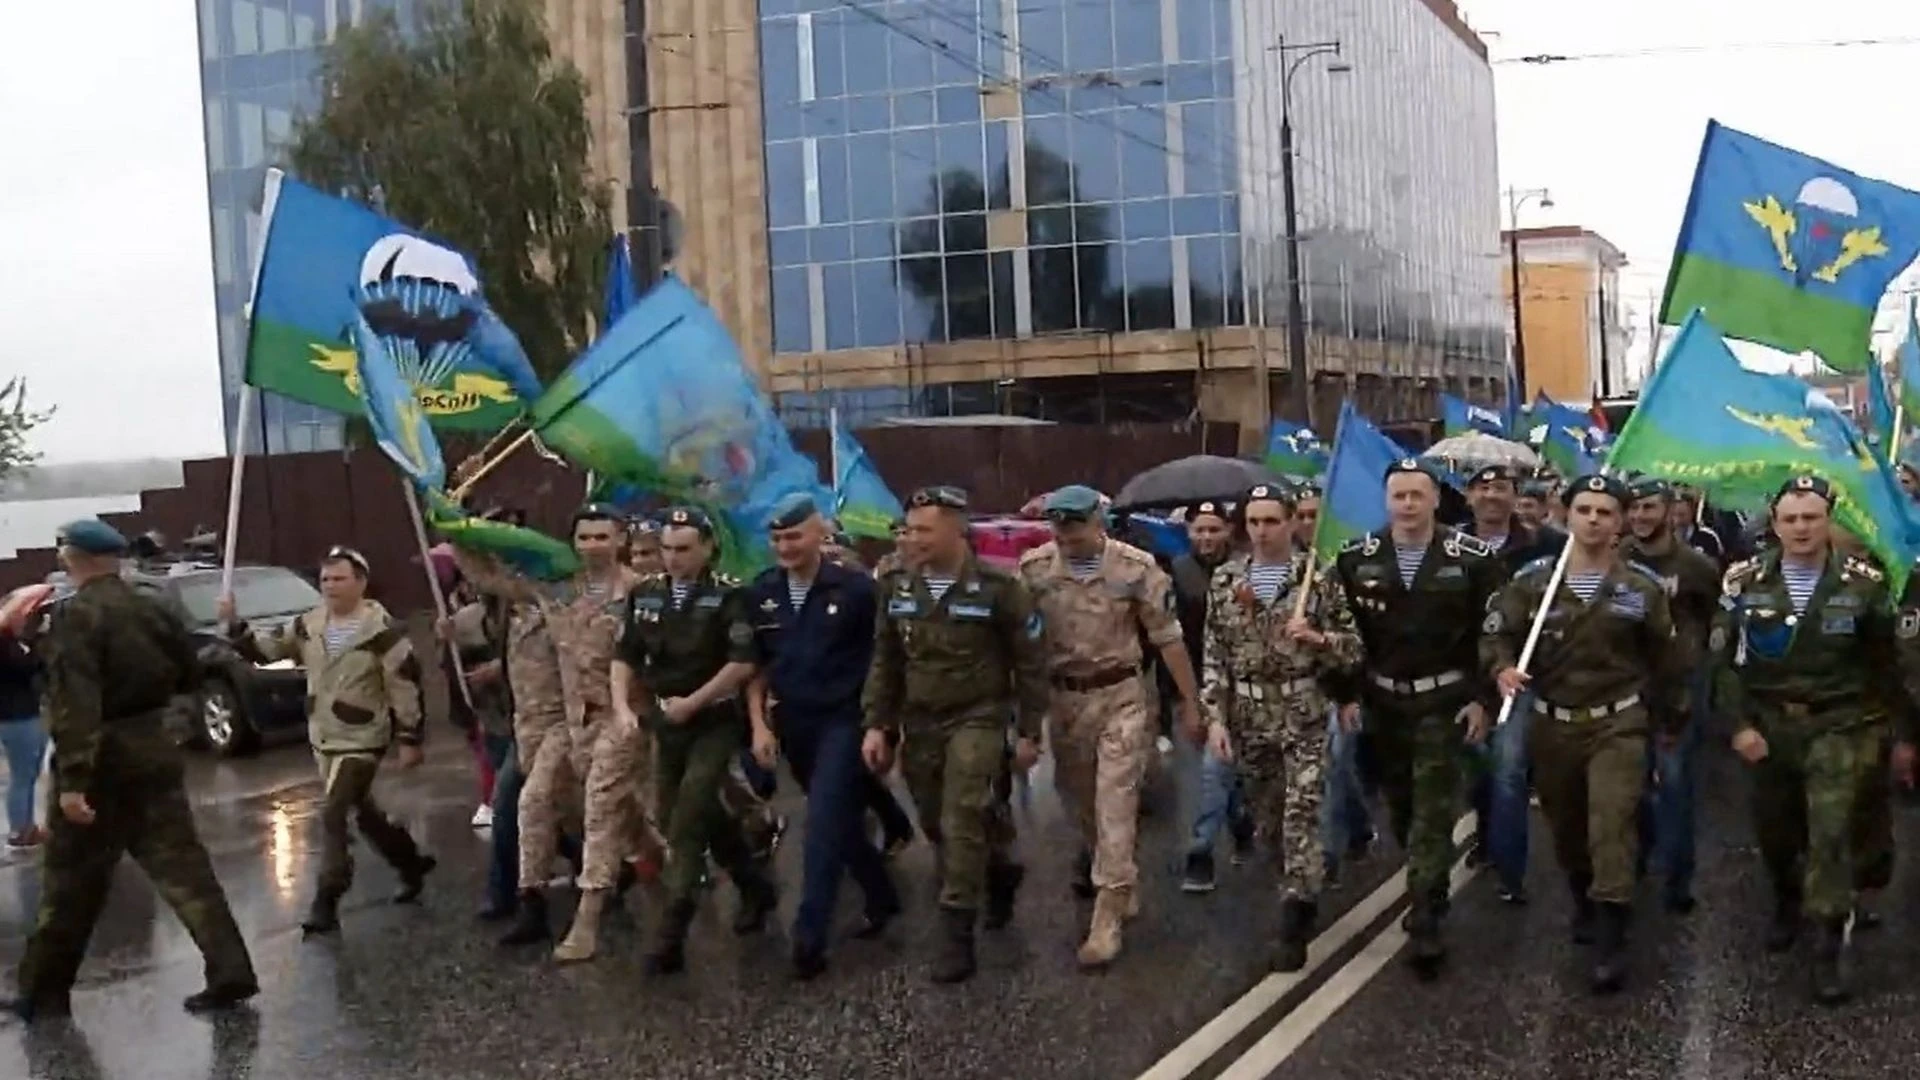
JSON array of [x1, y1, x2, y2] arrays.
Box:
[[603, 233, 639, 334], [1897, 298, 1920, 430], [1311, 400, 1412, 560], [1660, 121, 1920, 373], [1865, 353, 1897, 454], [1441, 393, 1506, 438], [831, 413, 904, 540], [246, 171, 543, 428], [1608, 311, 1920, 594], [423, 490, 580, 582], [349, 304, 445, 491], [1265, 420, 1330, 478]]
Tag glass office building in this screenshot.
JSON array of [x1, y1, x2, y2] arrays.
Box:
[[197, 0, 410, 454], [756, 0, 1502, 401]]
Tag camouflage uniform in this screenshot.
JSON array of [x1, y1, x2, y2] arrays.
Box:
[[1202, 550, 1362, 969], [1717, 546, 1904, 1000], [232, 599, 433, 930], [1333, 526, 1504, 976], [17, 575, 256, 1014], [865, 555, 1050, 982], [1019, 537, 1182, 965], [1485, 552, 1686, 989]]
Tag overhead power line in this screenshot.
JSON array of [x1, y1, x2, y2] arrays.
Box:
[[1496, 36, 1920, 65]]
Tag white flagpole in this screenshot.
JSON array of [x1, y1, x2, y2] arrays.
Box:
[[403, 478, 473, 710], [219, 167, 286, 630]]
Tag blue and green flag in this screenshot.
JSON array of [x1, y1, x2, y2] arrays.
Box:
[[1896, 298, 1920, 430], [1660, 121, 1920, 374], [1865, 353, 1898, 454], [246, 172, 543, 427], [349, 305, 445, 490], [830, 412, 903, 540], [422, 491, 580, 582], [1265, 420, 1330, 478], [1441, 393, 1505, 438], [1311, 400, 1411, 560], [1609, 311, 1920, 593]]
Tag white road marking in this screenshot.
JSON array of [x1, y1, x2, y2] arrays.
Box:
[[1215, 843, 1481, 1079], [1137, 814, 1475, 1080]]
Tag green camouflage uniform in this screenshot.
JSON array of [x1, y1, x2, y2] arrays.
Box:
[[17, 575, 255, 1006], [1200, 551, 1362, 900], [1713, 549, 1901, 922], [863, 556, 1049, 915], [1484, 557, 1687, 904], [1332, 528, 1504, 907]]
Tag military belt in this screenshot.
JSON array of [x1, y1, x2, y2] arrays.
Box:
[[1533, 694, 1641, 723], [1369, 670, 1465, 696], [1234, 677, 1318, 702], [1050, 664, 1142, 693]]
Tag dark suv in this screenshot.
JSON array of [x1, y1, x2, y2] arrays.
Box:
[[46, 560, 318, 755]]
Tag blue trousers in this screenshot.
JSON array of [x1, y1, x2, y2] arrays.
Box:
[[1320, 710, 1373, 867], [487, 742, 581, 911], [1641, 670, 1706, 897], [1187, 744, 1248, 856], [781, 711, 899, 953], [1479, 696, 1532, 893], [0, 718, 47, 833]]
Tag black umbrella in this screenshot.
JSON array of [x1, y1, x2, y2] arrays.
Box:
[[1113, 455, 1284, 512]]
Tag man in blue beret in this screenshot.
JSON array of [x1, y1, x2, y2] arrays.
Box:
[[745, 491, 907, 979], [10, 519, 257, 1021]]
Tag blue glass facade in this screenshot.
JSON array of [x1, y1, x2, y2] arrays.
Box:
[[197, 0, 408, 454], [756, 0, 1503, 378]]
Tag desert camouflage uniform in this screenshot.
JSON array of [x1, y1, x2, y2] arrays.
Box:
[[1201, 552, 1362, 900]]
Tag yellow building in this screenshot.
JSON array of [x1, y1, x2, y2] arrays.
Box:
[[1502, 226, 1631, 403]]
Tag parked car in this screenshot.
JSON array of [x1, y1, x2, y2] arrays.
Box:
[[44, 559, 318, 756]]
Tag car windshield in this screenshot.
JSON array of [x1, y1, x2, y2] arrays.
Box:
[[173, 568, 319, 627]]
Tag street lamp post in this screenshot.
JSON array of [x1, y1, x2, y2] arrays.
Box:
[[1504, 186, 1553, 404], [1275, 37, 1347, 433]]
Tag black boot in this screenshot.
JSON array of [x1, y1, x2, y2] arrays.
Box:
[[732, 868, 780, 936], [393, 855, 437, 904], [983, 861, 1025, 930], [1271, 898, 1318, 973], [3, 994, 71, 1023], [1766, 882, 1802, 954], [1070, 850, 1096, 899], [183, 980, 260, 1014], [1568, 873, 1597, 945], [1405, 898, 1446, 981], [643, 899, 698, 976], [931, 906, 978, 984], [498, 889, 551, 946], [1589, 902, 1629, 994], [1811, 917, 1851, 1006], [301, 889, 343, 936]]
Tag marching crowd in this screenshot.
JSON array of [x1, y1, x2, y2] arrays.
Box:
[[8, 454, 1920, 1023]]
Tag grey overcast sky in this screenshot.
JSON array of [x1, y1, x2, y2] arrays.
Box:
[[4, 2, 1920, 466]]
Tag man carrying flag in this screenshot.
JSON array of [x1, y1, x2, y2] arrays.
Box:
[[1486, 475, 1688, 995]]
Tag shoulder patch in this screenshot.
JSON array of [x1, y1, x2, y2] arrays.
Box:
[[1845, 555, 1884, 583], [1518, 556, 1556, 578], [1449, 530, 1493, 558], [1338, 536, 1368, 555], [714, 572, 740, 587]]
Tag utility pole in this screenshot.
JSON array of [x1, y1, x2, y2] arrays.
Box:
[[1504, 186, 1553, 400], [1275, 36, 1348, 432]]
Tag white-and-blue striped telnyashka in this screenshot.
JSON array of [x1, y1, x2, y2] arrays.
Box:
[[1394, 545, 1426, 588], [322, 619, 361, 657], [788, 577, 812, 611], [1565, 570, 1606, 602], [670, 582, 692, 609], [1248, 561, 1293, 604], [1067, 555, 1103, 579], [1781, 561, 1823, 614], [924, 575, 956, 602]]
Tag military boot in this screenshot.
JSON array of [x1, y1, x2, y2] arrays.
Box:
[[394, 855, 437, 904], [1810, 916, 1851, 1006], [1070, 849, 1096, 899], [499, 889, 551, 946], [1077, 888, 1128, 970], [301, 889, 344, 937], [982, 860, 1025, 930], [1567, 872, 1597, 945], [643, 899, 699, 976], [1589, 902, 1630, 994], [1405, 897, 1446, 981], [931, 907, 978, 984], [1271, 898, 1318, 973], [1766, 881, 1802, 953], [552, 889, 606, 963], [732, 868, 780, 936]]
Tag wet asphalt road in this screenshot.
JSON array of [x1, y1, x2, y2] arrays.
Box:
[[5, 736, 1920, 1079]]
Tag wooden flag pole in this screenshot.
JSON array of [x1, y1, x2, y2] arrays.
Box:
[[450, 427, 537, 503], [404, 478, 474, 711]]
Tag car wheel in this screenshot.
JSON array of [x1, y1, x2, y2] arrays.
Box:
[[200, 680, 259, 757]]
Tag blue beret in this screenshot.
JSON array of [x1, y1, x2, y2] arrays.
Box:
[[1562, 473, 1629, 507], [1383, 457, 1439, 483], [660, 505, 714, 534], [767, 492, 820, 531], [1626, 476, 1672, 503], [59, 518, 128, 556], [1043, 484, 1103, 518], [1774, 473, 1834, 505]]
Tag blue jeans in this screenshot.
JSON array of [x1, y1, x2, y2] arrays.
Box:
[[1321, 710, 1372, 866], [0, 718, 47, 833], [486, 743, 581, 911], [1642, 671, 1706, 898], [1187, 744, 1248, 856], [781, 712, 899, 953], [1480, 696, 1532, 892]]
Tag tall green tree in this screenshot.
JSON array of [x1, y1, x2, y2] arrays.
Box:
[[288, 0, 610, 382], [0, 378, 53, 482]]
